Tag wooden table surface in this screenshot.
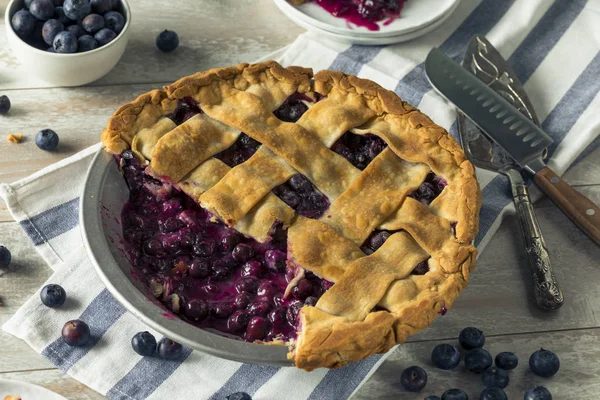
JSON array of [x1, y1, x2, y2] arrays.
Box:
[[1, 1, 600, 399]]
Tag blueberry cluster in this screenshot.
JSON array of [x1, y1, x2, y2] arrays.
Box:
[[131, 331, 184, 360], [401, 327, 558, 399], [120, 153, 331, 343], [11, 0, 125, 53]]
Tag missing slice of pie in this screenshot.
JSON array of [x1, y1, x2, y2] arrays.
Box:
[[101, 60, 480, 370]]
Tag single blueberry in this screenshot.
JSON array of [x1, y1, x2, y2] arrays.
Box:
[[291, 278, 314, 300], [220, 233, 241, 252], [482, 366, 509, 388], [66, 24, 85, 38], [441, 389, 469, 400], [495, 352, 518, 370], [256, 281, 278, 298], [233, 292, 252, 309], [184, 299, 208, 321], [131, 331, 157, 356], [94, 28, 116, 45], [235, 276, 260, 294], [369, 230, 390, 250], [412, 259, 429, 275], [157, 337, 183, 360], [40, 284, 66, 308], [0, 95, 10, 114], [232, 243, 254, 264], [286, 301, 303, 326], [103, 10, 124, 33], [529, 348, 560, 378], [156, 29, 179, 53], [143, 238, 162, 256], [189, 259, 210, 279], [91, 0, 114, 14], [42, 19, 63, 45], [210, 302, 233, 319], [240, 260, 265, 278], [400, 365, 427, 392], [52, 30, 77, 52], [480, 387, 507, 400], [245, 316, 271, 341], [54, 6, 70, 24], [30, 0, 55, 20], [227, 393, 252, 400], [524, 386, 552, 400], [11, 10, 36, 37], [81, 13, 103, 33], [47, 46, 56, 52], [193, 239, 215, 257], [431, 343, 461, 370], [267, 308, 287, 326], [247, 301, 271, 317], [0, 245, 11, 268], [465, 348, 493, 374], [211, 258, 235, 281], [264, 249, 286, 273], [35, 128, 60, 150], [288, 175, 312, 193], [227, 310, 251, 333], [62, 319, 91, 346], [63, 0, 91, 20], [459, 327, 485, 350], [274, 99, 308, 122]]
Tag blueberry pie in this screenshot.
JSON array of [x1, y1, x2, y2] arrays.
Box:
[[289, 0, 408, 31], [101, 61, 480, 370]]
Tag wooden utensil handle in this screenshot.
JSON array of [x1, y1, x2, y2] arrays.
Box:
[[534, 167, 600, 245]]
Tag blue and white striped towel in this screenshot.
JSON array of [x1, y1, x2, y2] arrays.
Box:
[[2, 0, 600, 398]]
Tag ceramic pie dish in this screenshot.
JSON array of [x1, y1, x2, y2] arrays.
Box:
[[84, 60, 481, 370]]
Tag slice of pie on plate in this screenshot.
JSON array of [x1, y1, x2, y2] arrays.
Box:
[[101, 60, 481, 370]]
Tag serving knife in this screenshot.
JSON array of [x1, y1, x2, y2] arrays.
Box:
[[425, 47, 600, 247], [456, 35, 562, 310]]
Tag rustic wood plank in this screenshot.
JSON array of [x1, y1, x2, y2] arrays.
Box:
[[0, 369, 105, 400], [355, 327, 600, 399], [0, 0, 305, 90]]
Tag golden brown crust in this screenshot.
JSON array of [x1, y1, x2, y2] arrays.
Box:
[[100, 60, 482, 371]]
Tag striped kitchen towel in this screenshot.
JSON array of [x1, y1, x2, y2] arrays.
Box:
[[2, 0, 600, 398]]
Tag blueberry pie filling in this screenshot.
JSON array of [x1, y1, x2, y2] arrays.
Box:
[[291, 0, 408, 31], [102, 61, 480, 370]]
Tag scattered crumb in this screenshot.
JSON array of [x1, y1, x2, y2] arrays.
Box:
[[7, 133, 23, 143]]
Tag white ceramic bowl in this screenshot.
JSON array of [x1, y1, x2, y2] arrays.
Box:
[[5, 0, 131, 86]]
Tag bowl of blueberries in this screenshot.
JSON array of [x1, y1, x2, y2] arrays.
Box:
[[6, 0, 131, 86]]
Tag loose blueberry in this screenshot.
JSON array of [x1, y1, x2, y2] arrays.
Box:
[[52, 30, 77, 52], [0, 245, 11, 268], [103, 10, 124, 33], [90, 0, 114, 14], [227, 393, 252, 400], [40, 284, 66, 308], [63, 0, 91, 20], [431, 343, 461, 370], [66, 24, 85, 38], [400, 365, 427, 392], [245, 316, 271, 341], [482, 366, 509, 388], [189, 259, 210, 279], [42, 19, 63, 45], [94, 28, 116, 45], [524, 386, 552, 400], [35, 128, 60, 150], [54, 6, 71, 24], [228, 310, 251, 333], [30, 0, 55, 20], [495, 352, 518, 370], [184, 299, 208, 321], [232, 243, 254, 264], [442, 389, 469, 400], [157, 337, 183, 360], [479, 387, 507, 400], [465, 348, 493, 374], [11, 10, 36, 37], [156, 29, 179, 52], [81, 13, 103, 33], [235, 276, 259, 294], [529, 348, 560, 378], [459, 327, 485, 350], [131, 331, 156, 356], [62, 320, 90, 346]]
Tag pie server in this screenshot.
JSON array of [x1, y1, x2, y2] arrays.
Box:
[[456, 35, 562, 310], [424, 47, 600, 247]]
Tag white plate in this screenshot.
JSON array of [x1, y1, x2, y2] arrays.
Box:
[[0, 379, 68, 400], [285, 1, 458, 45], [273, 0, 460, 38]]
